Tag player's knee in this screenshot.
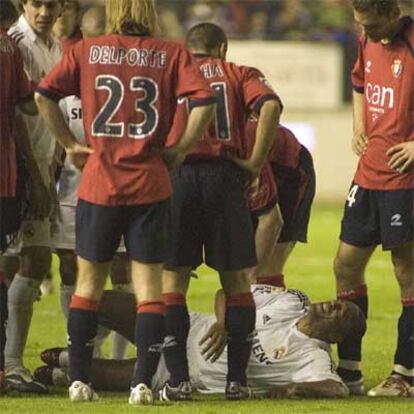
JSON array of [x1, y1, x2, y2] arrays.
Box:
[[391, 251, 413, 293], [393, 264, 413, 294], [162, 268, 190, 294], [220, 270, 251, 295], [333, 254, 363, 286]]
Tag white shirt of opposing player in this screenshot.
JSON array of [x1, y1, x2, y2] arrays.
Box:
[[157, 286, 341, 394], [57, 96, 85, 206], [8, 15, 62, 163]]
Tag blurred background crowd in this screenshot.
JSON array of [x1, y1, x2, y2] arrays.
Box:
[[57, 0, 412, 103], [74, 0, 413, 41]]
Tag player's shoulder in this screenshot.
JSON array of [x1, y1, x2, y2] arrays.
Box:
[[8, 16, 35, 48], [8, 27, 30, 49], [235, 62, 265, 80]]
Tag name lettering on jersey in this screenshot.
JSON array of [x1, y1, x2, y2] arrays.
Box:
[[89, 46, 167, 69], [200, 63, 223, 79], [71, 107, 82, 120], [251, 342, 273, 366], [366, 83, 394, 112]]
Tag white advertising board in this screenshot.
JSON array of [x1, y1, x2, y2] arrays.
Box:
[[227, 41, 344, 109]]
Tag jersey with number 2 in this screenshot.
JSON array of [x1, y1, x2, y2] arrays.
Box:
[[37, 35, 214, 206]]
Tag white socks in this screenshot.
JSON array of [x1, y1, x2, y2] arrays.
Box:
[[5, 273, 41, 370]]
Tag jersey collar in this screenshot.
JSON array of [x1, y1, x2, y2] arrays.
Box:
[[17, 15, 37, 44]]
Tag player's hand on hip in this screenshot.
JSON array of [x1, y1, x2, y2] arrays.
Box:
[[228, 155, 260, 182], [199, 322, 227, 363], [352, 132, 368, 156], [66, 143, 94, 171], [387, 141, 414, 173]]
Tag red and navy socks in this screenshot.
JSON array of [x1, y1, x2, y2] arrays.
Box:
[[131, 301, 165, 388], [225, 292, 256, 386], [68, 295, 99, 384], [163, 293, 190, 387]]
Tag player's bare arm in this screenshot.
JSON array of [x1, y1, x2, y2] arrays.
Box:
[[231, 99, 281, 180], [387, 141, 414, 173], [14, 114, 51, 220], [267, 380, 349, 399], [162, 103, 215, 169], [352, 90, 368, 156], [34, 93, 93, 170]]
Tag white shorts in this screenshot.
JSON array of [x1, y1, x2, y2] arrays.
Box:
[[51, 204, 76, 250], [51, 204, 126, 253], [5, 160, 52, 255]]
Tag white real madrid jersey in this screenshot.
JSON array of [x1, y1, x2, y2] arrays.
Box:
[[177, 285, 342, 394], [8, 15, 62, 163]]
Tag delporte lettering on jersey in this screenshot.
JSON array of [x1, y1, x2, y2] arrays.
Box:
[[89, 45, 167, 68], [200, 63, 224, 79]]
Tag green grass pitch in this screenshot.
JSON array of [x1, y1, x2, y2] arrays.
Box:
[[0, 204, 412, 413]]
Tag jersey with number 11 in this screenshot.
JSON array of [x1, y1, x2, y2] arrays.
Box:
[[38, 35, 214, 206], [185, 55, 280, 160]]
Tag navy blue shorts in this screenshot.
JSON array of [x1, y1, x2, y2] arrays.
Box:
[[273, 146, 315, 243], [76, 198, 170, 263], [340, 183, 413, 250], [167, 159, 257, 272]]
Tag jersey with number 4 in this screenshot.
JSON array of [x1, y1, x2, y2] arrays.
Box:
[[352, 17, 414, 190], [37, 35, 214, 205], [185, 55, 280, 160]]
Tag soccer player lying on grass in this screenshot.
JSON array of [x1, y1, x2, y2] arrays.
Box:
[[35, 287, 365, 399]]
